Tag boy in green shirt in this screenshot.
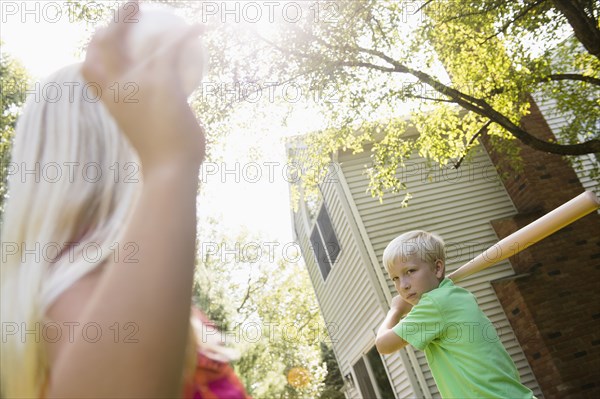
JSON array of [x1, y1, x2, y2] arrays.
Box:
[[376, 230, 535, 398]]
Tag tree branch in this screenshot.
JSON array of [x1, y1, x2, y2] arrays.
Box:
[[337, 53, 600, 155], [335, 60, 396, 73], [483, 0, 546, 43], [407, 95, 459, 104], [541, 73, 600, 86], [416, 0, 436, 14], [453, 120, 492, 169], [295, 311, 318, 333], [260, 30, 600, 156], [433, 1, 505, 25]]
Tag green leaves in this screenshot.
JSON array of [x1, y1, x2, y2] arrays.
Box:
[[0, 44, 30, 216], [192, 222, 332, 398], [61, 1, 599, 204], [368, 119, 412, 202], [282, 0, 598, 203]]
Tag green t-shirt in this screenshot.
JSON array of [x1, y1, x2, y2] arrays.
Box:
[[393, 278, 534, 398]]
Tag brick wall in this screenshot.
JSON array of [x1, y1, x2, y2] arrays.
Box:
[[482, 98, 600, 398]]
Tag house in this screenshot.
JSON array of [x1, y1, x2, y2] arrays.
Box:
[[287, 100, 599, 398]]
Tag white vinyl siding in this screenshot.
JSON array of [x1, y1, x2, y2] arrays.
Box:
[[383, 350, 426, 398], [293, 177, 410, 398]]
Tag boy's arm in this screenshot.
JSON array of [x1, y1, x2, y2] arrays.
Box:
[[376, 296, 412, 354]]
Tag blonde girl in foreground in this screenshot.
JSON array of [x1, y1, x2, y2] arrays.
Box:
[[0, 2, 244, 397]]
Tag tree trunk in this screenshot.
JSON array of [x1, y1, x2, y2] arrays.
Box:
[[552, 0, 600, 60]]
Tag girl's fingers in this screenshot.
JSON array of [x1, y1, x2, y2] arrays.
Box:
[[155, 24, 205, 91], [81, 27, 109, 85], [83, 2, 206, 103], [82, 2, 141, 89], [110, 0, 139, 42], [166, 24, 205, 62]]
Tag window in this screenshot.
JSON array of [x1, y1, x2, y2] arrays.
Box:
[[353, 346, 395, 398], [310, 204, 341, 281]]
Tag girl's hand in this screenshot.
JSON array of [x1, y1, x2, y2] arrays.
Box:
[[81, 0, 206, 172]]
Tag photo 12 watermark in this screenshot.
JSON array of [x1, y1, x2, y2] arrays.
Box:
[[199, 160, 340, 185], [4, 161, 141, 185], [11, 80, 140, 105], [191, 1, 341, 24], [1, 1, 135, 24], [1, 241, 139, 264], [200, 240, 303, 264], [198, 320, 339, 345], [393, 239, 538, 267], [2, 321, 139, 344], [401, 320, 503, 344], [200, 80, 340, 105], [398, 161, 501, 185]]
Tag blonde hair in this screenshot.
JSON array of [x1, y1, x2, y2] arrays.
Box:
[[0, 64, 140, 398], [382, 230, 446, 272]]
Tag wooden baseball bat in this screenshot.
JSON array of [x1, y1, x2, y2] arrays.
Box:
[[448, 191, 600, 283]]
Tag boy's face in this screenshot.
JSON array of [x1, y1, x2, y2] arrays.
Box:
[[388, 255, 444, 305]]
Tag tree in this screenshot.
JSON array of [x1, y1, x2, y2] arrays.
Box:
[[46, 1, 600, 201], [188, 0, 599, 201], [231, 255, 330, 399], [192, 221, 341, 398], [0, 43, 30, 216], [317, 342, 345, 399]]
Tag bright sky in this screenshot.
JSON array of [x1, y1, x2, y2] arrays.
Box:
[[0, 1, 327, 246], [1, 2, 88, 79]]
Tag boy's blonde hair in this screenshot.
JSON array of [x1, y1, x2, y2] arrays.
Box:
[[382, 230, 446, 273]]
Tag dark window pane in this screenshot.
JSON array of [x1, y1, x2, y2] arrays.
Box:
[[353, 357, 378, 399], [366, 346, 395, 398], [310, 226, 330, 280], [317, 206, 341, 264]]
